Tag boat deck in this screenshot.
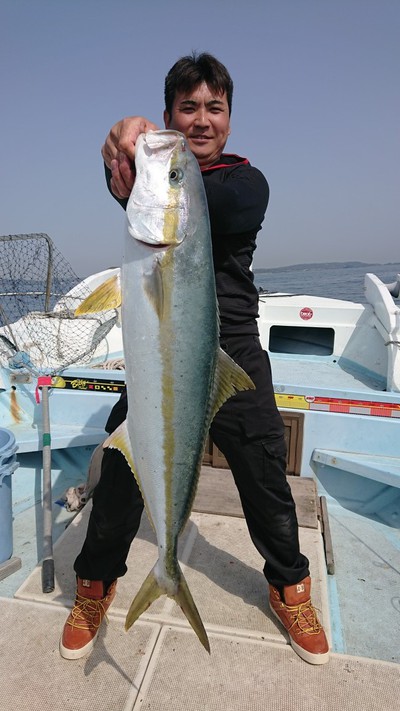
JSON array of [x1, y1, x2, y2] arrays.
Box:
[[1, 466, 399, 710], [271, 356, 389, 397]]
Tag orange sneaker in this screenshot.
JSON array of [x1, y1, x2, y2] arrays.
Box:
[[60, 578, 117, 660], [269, 576, 329, 665]]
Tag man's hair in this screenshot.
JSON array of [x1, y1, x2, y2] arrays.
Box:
[[164, 52, 233, 116]]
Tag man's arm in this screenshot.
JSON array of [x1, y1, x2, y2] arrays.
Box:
[[205, 166, 269, 235]]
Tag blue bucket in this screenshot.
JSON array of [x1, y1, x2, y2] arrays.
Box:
[[0, 428, 19, 564]]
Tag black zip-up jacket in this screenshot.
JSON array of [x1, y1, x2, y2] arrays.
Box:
[[105, 153, 269, 338]]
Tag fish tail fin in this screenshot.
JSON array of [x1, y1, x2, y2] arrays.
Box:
[[125, 567, 163, 630], [172, 566, 210, 653], [125, 562, 210, 653]]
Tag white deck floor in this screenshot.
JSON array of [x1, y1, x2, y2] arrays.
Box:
[[1, 503, 399, 711]]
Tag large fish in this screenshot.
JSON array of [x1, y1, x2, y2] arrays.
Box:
[[76, 130, 255, 652]]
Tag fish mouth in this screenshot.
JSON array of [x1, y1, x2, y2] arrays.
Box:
[[130, 199, 185, 212], [140, 241, 172, 251], [127, 206, 186, 249], [132, 233, 178, 251]]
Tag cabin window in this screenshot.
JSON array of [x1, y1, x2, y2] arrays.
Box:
[[269, 326, 335, 356]]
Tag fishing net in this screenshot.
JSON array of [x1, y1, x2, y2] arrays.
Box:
[[0, 233, 118, 375]]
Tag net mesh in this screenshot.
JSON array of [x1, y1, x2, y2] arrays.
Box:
[[0, 233, 117, 375]]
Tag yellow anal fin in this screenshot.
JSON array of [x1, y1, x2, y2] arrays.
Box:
[[125, 563, 210, 653], [75, 273, 121, 315], [210, 347, 256, 422], [103, 420, 135, 472], [103, 421, 154, 530]]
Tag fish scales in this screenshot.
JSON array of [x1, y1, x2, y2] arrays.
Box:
[[75, 130, 255, 652]]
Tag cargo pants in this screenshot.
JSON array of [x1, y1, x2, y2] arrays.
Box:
[[74, 335, 309, 588]]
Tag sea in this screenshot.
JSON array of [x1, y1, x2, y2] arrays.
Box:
[[1, 262, 399, 327], [254, 262, 400, 303]]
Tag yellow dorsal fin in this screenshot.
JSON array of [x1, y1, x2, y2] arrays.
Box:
[[210, 348, 256, 422], [75, 273, 121, 315]]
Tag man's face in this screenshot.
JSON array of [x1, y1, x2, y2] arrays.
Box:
[[164, 82, 231, 169]]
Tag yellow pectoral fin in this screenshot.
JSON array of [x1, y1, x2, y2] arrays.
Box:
[[210, 347, 256, 422], [143, 260, 164, 320], [75, 273, 121, 316]]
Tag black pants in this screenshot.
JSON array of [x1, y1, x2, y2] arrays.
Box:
[[74, 335, 309, 588]]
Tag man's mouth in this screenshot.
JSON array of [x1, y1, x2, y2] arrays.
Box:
[[190, 135, 211, 142]]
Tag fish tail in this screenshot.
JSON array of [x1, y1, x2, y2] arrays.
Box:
[[125, 562, 210, 653], [125, 567, 163, 631], [173, 566, 210, 653]]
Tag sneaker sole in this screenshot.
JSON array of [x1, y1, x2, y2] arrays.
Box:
[[59, 629, 99, 660], [269, 603, 330, 665]]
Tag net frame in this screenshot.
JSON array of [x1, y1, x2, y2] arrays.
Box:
[[0, 233, 117, 375]]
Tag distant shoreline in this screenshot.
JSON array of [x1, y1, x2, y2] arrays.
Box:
[[253, 261, 400, 274]]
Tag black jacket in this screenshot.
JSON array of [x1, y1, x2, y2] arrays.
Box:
[[104, 153, 269, 338]]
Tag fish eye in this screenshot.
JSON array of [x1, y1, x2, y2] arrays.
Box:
[[169, 168, 184, 185]]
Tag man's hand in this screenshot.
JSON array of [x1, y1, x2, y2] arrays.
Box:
[[102, 116, 159, 199]]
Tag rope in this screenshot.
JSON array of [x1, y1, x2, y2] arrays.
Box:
[[94, 358, 125, 370]]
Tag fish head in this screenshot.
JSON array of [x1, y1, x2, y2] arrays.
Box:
[[126, 130, 200, 250]]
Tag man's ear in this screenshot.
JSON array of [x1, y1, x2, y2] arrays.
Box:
[[163, 110, 171, 128]]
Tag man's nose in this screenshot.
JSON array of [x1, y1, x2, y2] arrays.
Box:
[[194, 109, 209, 126]]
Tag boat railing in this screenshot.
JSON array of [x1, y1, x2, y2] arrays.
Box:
[[364, 273, 400, 392]]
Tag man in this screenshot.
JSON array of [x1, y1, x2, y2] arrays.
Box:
[[60, 53, 329, 665]]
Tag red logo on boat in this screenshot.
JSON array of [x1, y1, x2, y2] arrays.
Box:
[[300, 307, 313, 320]]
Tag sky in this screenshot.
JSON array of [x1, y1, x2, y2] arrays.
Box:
[[1, 0, 399, 278]]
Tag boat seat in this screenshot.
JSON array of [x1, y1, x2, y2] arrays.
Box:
[[312, 448, 400, 489], [9, 423, 106, 454]]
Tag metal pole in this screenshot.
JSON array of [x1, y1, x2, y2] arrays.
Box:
[[40, 379, 54, 592]]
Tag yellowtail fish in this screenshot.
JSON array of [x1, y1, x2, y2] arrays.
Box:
[[76, 130, 255, 652]]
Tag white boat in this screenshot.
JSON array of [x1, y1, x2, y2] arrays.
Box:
[[258, 271, 400, 524], [0, 235, 399, 708]]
